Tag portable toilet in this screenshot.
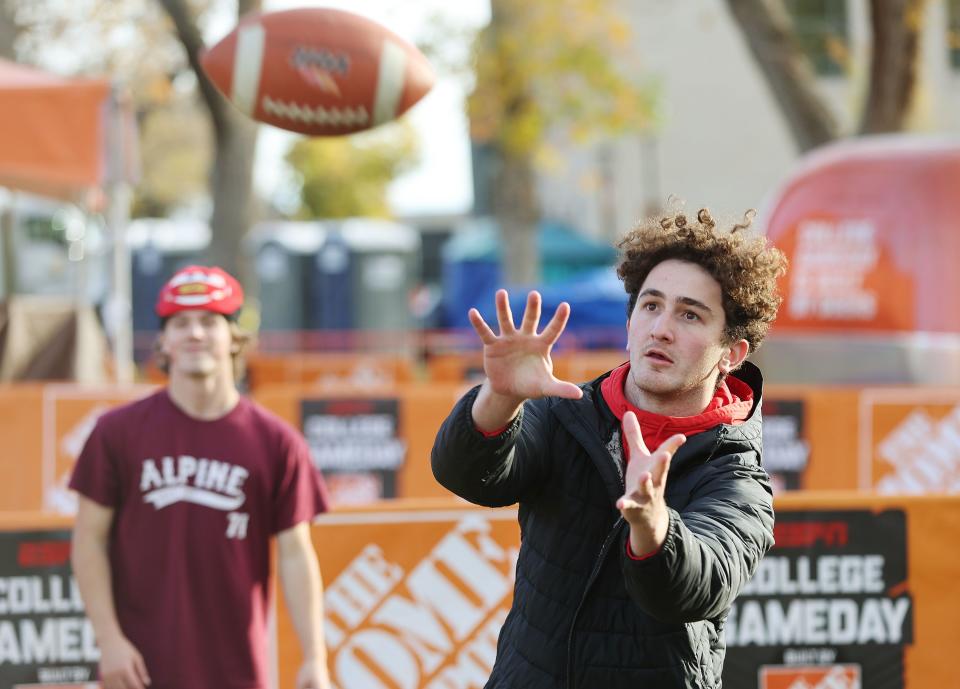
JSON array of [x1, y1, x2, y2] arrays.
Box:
[[247, 221, 325, 331]]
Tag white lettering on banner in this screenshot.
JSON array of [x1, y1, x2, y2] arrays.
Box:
[[875, 405, 960, 494], [727, 597, 910, 646], [0, 617, 99, 665], [310, 439, 408, 471], [139, 456, 248, 511], [762, 415, 810, 473], [37, 665, 93, 682], [788, 219, 880, 321], [425, 612, 506, 689], [325, 544, 404, 648], [304, 413, 407, 471], [742, 555, 885, 596], [0, 576, 85, 615], [783, 648, 838, 665], [325, 517, 518, 689]]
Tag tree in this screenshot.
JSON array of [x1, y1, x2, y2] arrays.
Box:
[[725, 0, 927, 152], [158, 0, 261, 280], [468, 0, 656, 284], [285, 122, 419, 219]]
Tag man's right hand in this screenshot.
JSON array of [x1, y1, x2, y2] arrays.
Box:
[[469, 290, 582, 431], [98, 633, 151, 689]]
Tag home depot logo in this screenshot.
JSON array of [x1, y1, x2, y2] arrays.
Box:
[[760, 664, 861, 689], [874, 404, 960, 494], [322, 517, 518, 689]]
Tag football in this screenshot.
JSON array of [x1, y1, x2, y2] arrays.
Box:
[[200, 8, 435, 136]]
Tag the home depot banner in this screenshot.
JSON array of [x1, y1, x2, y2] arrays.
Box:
[[272, 495, 958, 689], [860, 389, 960, 493], [276, 506, 520, 689]]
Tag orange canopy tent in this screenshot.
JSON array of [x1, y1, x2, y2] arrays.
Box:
[[0, 58, 138, 381], [0, 59, 128, 201]]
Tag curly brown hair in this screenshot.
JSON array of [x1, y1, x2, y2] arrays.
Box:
[[617, 207, 787, 352]]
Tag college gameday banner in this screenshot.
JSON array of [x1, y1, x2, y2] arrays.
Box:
[[0, 518, 98, 688], [724, 493, 957, 689], [301, 398, 406, 503], [254, 383, 465, 503]]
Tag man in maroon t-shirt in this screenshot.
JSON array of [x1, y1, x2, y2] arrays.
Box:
[[70, 266, 332, 689]]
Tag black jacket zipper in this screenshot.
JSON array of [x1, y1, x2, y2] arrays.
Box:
[[564, 515, 625, 689]]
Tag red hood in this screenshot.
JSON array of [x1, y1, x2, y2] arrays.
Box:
[[600, 362, 754, 462]]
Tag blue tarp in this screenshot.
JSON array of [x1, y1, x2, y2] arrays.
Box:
[[442, 217, 619, 331], [473, 267, 629, 350]]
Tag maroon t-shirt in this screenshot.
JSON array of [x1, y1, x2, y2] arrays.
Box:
[[69, 390, 329, 689]]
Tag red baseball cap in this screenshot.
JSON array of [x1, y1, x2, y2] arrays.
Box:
[[155, 265, 244, 318]]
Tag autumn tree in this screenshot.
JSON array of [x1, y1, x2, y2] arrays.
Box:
[[158, 0, 261, 279], [285, 122, 419, 220], [726, 0, 928, 151], [469, 0, 656, 284]]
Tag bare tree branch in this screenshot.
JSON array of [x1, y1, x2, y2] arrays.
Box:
[[725, 0, 840, 151], [860, 0, 925, 133], [157, 0, 231, 136], [156, 0, 262, 280]]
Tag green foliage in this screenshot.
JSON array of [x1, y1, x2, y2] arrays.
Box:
[[469, 0, 657, 158], [284, 122, 420, 219]]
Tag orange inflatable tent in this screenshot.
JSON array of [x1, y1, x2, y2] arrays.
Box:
[[760, 135, 960, 334]]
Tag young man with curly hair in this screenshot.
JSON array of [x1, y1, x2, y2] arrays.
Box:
[[432, 208, 787, 689]]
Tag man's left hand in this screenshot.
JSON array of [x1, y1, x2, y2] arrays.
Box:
[[295, 657, 331, 689], [616, 411, 686, 556]]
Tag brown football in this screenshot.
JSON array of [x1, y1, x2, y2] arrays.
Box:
[[200, 8, 435, 136]]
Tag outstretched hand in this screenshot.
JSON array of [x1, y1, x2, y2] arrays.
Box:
[[617, 411, 685, 555], [469, 289, 582, 403]]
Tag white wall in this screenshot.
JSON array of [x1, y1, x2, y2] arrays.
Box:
[[535, 0, 960, 241]]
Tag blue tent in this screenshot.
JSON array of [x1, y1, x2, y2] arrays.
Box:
[[442, 217, 618, 328], [474, 267, 629, 350]]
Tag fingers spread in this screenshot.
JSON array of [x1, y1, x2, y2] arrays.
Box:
[[540, 301, 571, 344], [495, 289, 516, 334], [544, 379, 584, 400], [520, 291, 542, 334], [656, 433, 686, 460], [622, 411, 650, 456], [468, 308, 497, 344]]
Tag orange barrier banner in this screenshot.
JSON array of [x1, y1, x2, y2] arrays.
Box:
[[246, 352, 415, 389], [272, 494, 958, 689], [2, 379, 958, 515], [858, 388, 960, 493], [276, 502, 519, 689], [0, 385, 150, 514], [2, 493, 957, 688]]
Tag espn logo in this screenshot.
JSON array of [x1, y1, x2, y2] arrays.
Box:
[[759, 664, 861, 689]]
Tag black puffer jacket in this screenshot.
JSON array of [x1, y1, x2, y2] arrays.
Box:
[[431, 362, 774, 689]]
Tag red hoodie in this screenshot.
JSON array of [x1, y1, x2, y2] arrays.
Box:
[[600, 361, 754, 559], [600, 362, 754, 460]]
